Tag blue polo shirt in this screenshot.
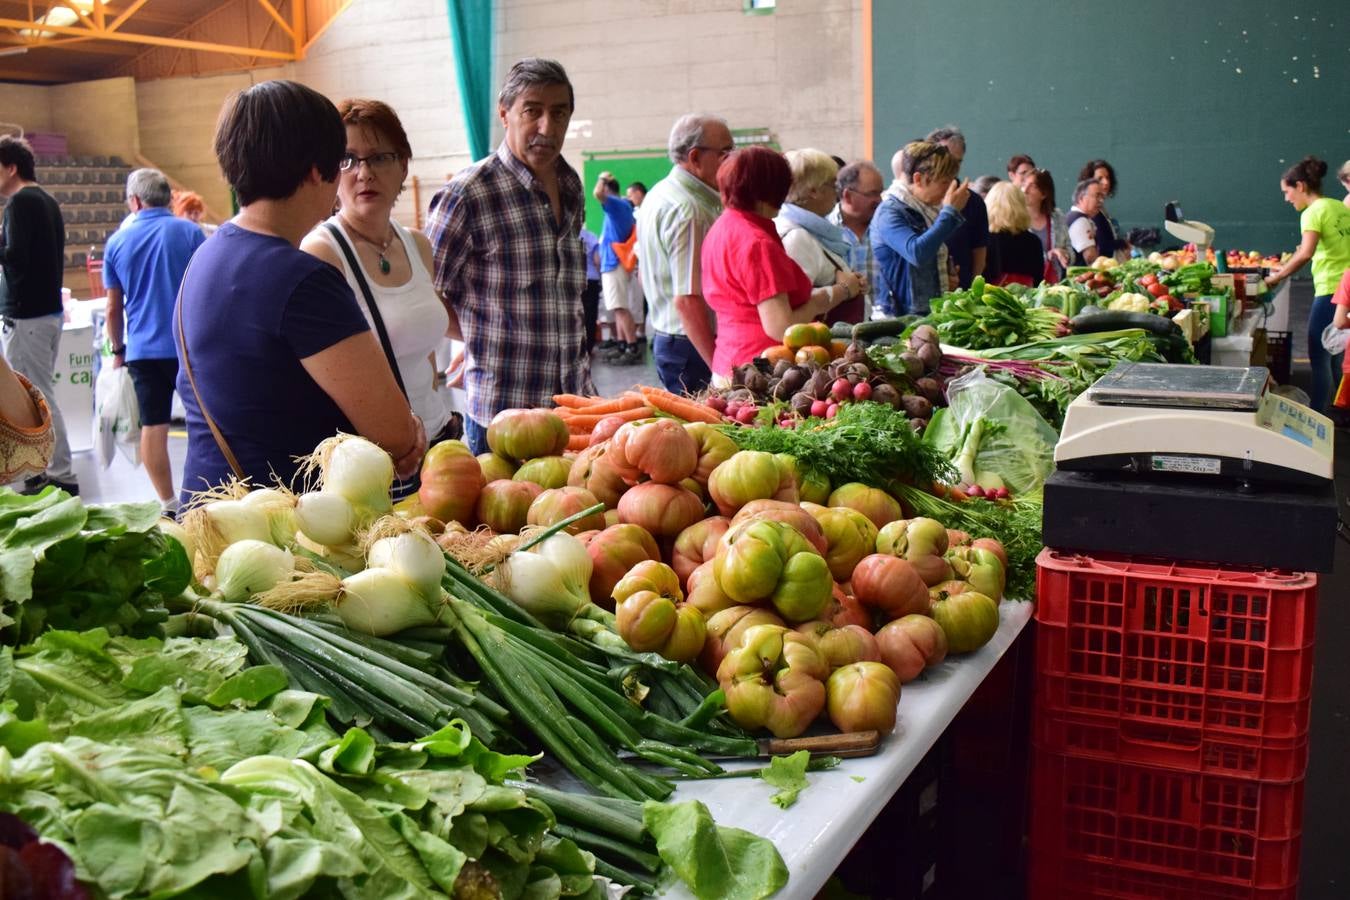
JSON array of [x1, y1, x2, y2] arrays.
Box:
[[599, 194, 635, 273], [102, 207, 206, 360]]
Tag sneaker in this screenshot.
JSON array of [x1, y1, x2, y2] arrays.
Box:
[[620, 343, 646, 365], [161, 497, 182, 518], [595, 339, 621, 354], [596, 343, 629, 364], [19, 475, 79, 496]]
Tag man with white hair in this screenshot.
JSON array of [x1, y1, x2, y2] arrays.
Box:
[[636, 113, 734, 393], [102, 167, 206, 511]]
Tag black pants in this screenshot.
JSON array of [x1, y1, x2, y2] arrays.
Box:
[[582, 279, 601, 353]]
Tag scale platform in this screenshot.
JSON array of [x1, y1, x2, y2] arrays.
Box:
[[1056, 363, 1333, 487]]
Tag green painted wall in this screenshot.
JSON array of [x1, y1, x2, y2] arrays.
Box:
[[581, 152, 675, 235], [871, 1, 1349, 254]]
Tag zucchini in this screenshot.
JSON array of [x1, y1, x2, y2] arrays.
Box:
[[830, 321, 854, 339], [852, 317, 913, 342], [1071, 309, 1181, 338]]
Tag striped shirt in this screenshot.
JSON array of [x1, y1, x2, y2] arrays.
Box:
[[637, 165, 722, 336], [427, 143, 592, 425]]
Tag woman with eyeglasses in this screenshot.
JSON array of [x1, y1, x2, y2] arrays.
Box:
[[301, 99, 457, 496], [175, 81, 425, 500], [775, 149, 870, 323]]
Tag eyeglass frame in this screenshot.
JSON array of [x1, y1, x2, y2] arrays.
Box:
[[339, 151, 401, 172], [693, 144, 735, 160]]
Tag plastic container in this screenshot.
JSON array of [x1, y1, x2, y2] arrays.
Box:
[[1029, 748, 1303, 892], [1034, 550, 1316, 740], [1029, 854, 1297, 899]]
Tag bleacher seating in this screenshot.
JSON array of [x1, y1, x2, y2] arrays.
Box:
[[26, 155, 133, 270]]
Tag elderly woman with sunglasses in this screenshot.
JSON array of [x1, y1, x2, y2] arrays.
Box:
[[301, 99, 457, 495], [871, 141, 970, 315]]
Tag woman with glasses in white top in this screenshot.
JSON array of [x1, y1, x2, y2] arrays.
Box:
[[301, 98, 457, 496]]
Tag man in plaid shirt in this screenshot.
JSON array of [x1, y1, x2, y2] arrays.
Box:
[[426, 57, 593, 454]]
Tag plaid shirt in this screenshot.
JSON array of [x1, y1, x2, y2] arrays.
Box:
[[427, 143, 592, 425], [828, 205, 880, 318]]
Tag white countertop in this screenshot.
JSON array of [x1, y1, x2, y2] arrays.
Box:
[[660, 600, 1034, 899]]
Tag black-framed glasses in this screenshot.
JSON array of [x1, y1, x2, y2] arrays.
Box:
[[694, 144, 735, 159], [340, 151, 399, 172]]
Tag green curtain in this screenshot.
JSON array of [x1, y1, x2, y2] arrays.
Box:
[[446, 0, 494, 161]]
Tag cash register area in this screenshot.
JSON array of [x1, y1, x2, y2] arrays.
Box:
[[41, 283, 1350, 895]]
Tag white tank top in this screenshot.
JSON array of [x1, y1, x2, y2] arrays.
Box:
[[318, 216, 451, 436]]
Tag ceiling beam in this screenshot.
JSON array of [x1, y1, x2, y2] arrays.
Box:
[[0, 15, 301, 60], [0, 33, 142, 54]]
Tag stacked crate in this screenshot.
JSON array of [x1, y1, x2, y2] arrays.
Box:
[[1028, 550, 1315, 899]]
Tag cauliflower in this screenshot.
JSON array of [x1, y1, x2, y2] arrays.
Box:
[[1107, 293, 1152, 313]]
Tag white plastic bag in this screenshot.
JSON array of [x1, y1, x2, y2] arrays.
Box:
[[1320, 323, 1349, 356], [93, 365, 141, 468]]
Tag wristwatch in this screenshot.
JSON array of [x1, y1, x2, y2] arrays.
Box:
[[110, 345, 126, 356]]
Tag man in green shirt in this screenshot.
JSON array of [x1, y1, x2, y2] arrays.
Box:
[[636, 114, 734, 393]]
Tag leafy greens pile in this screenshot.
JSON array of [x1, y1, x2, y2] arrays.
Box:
[[0, 489, 191, 646], [0, 628, 591, 899], [721, 400, 955, 490]]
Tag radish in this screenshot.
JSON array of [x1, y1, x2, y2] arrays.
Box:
[[826, 403, 840, 420], [706, 395, 728, 412], [810, 399, 830, 418], [853, 382, 873, 401], [831, 378, 852, 402], [735, 405, 758, 424]]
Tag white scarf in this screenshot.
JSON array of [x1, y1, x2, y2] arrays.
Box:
[[886, 180, 950, 295]]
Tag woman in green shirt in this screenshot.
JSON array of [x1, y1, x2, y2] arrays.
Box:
[[1266, 156, 1350, 412]]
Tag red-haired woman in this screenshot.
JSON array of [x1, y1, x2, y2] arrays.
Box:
[[700, 146, 861, 381]]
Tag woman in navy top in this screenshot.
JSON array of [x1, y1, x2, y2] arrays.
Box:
[[176, 80, 425, 499]]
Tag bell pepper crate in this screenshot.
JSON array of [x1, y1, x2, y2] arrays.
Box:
[[1033, 550, 1316, 741]]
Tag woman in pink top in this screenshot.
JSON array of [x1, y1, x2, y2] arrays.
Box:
[[700, 146, 862, 379]]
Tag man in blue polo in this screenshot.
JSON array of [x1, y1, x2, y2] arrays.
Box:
[[102, 168, 205, 512]]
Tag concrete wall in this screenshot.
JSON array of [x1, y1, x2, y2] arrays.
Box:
[[495, 0, 867, 173], [134, 0, 469, 226], [1, 83, 54, 134], [48, 77, 140, 161]]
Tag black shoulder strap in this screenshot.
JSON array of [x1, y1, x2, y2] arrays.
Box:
[[323, 221, 408, 400]]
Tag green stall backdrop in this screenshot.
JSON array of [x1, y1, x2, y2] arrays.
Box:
[[870, 0, 1348, 253], [581, 150, 674, 236]]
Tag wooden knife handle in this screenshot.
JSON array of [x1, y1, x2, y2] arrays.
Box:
[[763, 731, 881, 758]]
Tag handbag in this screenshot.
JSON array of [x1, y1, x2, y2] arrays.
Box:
[[1320, 322, 1349, 355], [323, 222, 409, 400]]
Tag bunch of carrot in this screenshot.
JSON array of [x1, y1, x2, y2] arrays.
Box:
[[551, 387, 724, 448]]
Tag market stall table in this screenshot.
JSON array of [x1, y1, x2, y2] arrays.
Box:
[[659, 600, 1033, 900]]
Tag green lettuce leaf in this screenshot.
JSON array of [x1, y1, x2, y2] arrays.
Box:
[[643, 799, 788, 900], [759, 750, 811, 809]]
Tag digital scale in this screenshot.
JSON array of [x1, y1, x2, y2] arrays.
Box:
[[1043, 362, 1338, 571]]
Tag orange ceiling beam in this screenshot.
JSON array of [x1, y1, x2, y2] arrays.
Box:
[[0, 14, 302, 60]]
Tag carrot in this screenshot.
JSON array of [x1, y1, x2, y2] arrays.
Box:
[[552, 393, 600, 409], [552, 392, 647, 413], [637, 386, 724, 424], [561, 404, 655, 431], [566, 433, 592, 451]]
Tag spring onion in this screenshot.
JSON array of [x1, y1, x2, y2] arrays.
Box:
[[294, 490, 358, 548], [213, 540, 294, 602], [307, 434, 394, 516], [365, 530, 445, 600]]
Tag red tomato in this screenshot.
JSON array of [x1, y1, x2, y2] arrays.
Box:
[[1146, 282, 1168, 297], [1139, 274, 1158, 286]]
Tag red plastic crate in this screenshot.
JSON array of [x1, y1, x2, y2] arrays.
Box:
[[1029, 748, 1303, 891], [1032, 702, 1309, 781], [1034, 550, 1316, 739], [1029, 855, 1297, 899]]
